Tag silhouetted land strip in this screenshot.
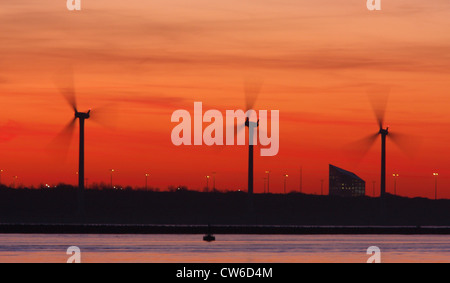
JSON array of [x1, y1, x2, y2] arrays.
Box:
[[0, 185, 450, 233], [1, 224, 450, 235]]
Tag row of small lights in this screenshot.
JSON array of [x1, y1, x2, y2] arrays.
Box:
[[0, 170, 19, 186], [0, 169, 151, 190], [205, 171, 290, 193], [0, 169, 443, 195], [392, 172, 440, 199], [391, 172, 439, 177]]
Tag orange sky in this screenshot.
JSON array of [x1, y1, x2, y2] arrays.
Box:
[[0, 0, 449, 198]]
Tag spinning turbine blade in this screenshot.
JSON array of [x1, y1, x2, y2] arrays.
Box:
[[388, 132, 419, 157], [47, 118, 77, 160], [60, 85, 78, 112], [55, 67, 78, 112], [225, 122, 246, 145], [367, 85, 390, 129], [89, 103, 119, 129], [236, 122, 246, 133], [244, 78, 263, 112], [346, 132, 379, 161]]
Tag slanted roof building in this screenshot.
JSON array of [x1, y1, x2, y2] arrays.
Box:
[[329, 164, 365, 197]]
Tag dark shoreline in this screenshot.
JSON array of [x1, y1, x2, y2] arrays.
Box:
[[1, 224, 450, 235], [2, 188, 450, 228]]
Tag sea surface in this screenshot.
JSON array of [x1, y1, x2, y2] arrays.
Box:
[[0, 234, 449, 263]]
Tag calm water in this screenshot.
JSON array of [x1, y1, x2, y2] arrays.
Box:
[[0, 234, 449, 263]]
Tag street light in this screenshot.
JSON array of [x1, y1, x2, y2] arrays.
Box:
[[145, 173, 150, 190], [433, 173, 439, 200], [212, 172, 216, 191], [284, 174, 289, 194], [263, 177, 267, 193], [110, 169, 115, 188], [299, 167, 303, 193], [265, 171, 271, 193], [205, 175, 210, 192], [0, 169, 4, 185], [13, 176, 18, 189], [393, 173, 399, 195]]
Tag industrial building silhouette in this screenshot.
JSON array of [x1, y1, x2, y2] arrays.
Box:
[[329, 165, 365, 197]]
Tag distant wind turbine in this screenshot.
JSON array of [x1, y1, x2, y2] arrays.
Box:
[[233, 79, 263, 198], [51, 68, 116, 214], [353, 86, 414, 198]]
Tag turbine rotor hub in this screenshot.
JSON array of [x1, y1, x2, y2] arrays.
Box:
[[75, 110, 90, 119], [379, 128, 389, 135], [245, 117, 259, 128]]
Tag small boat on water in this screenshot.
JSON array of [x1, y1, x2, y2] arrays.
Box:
[[203, 224, 216, 242], [203, 234, 216, 242]]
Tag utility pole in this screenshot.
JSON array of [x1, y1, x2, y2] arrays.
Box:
[[110, 169, 115, 188], [265, 171, 271, 193], [433, 173, 439, 200], [299, 166, 303, 193], [205, 175, 210, 192], [13, 176, 18, 189], [145, 173, 150, 190], [263, 177, 267, 193], [284, 174, 289, 194], [393, 173, 399, 195]]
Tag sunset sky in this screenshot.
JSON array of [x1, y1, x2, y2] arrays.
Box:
[[0, 0, 449, 198]]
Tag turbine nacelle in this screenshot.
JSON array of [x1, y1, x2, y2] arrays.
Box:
[[379, 127, 389, 136], [75, 110, 91, 119], [245, 117, 259, 128]]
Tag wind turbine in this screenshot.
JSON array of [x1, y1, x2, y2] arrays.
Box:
[[354, 86, 411, 198], [58, 77, 90, 213], [234, 79, 263, 198], [52, 70, 115, 214]]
